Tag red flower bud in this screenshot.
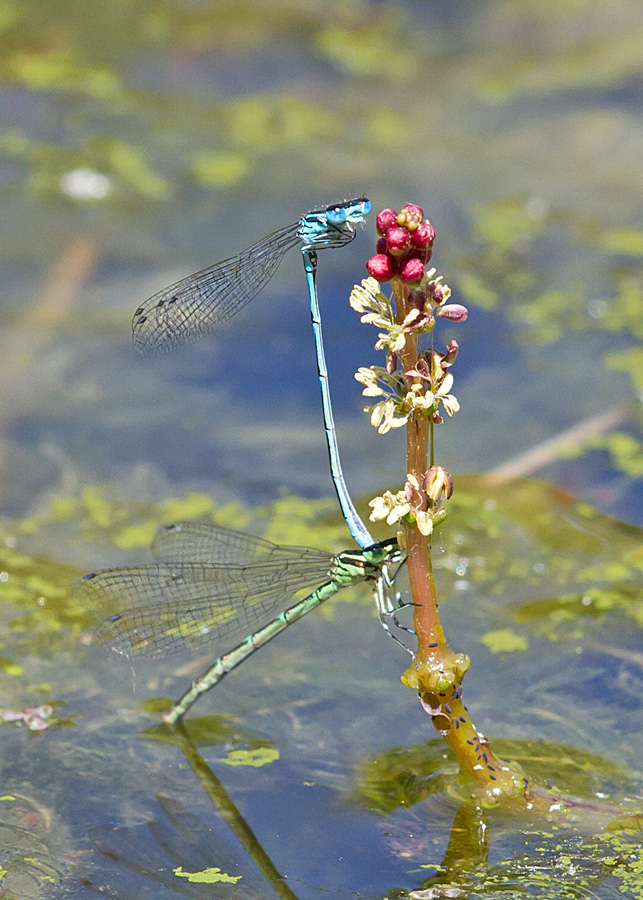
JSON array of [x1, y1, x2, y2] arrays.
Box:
[[399, 203, 424, 222], [410, 222, 435, 249], [366, 253, 396, 282], [385, 226, 411, 257], [376, 236, 387, 254], [407, 247, 432, 266], [436, 303, 468, 322], [376, 208, 398, 235], [400, 258, 425, 284]]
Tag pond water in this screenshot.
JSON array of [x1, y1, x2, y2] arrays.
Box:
[[1, 1, 642, 897]]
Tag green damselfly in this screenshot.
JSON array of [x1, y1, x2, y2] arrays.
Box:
[[75, 522, 405, 722]]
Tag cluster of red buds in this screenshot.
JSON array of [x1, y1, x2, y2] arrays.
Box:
[[366, 203, 436, 285]]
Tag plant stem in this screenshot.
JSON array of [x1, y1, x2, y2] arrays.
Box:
[[392, 279, 528, 801], [393, 283, 443, 662]]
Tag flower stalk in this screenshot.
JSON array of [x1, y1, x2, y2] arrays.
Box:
[[352, 204, 528, 804]]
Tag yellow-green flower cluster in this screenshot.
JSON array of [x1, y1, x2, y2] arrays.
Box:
[[350, 274, 450, 352], [351, 272, 454, 340], [354, 366, 405, 433], [369, 467, 454, 538], [351, 236, 461, 538], [369, 476, 432, 536], [354, 358, 459, 435], [349, 277, 407, 353]]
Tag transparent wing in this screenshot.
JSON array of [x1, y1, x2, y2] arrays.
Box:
[[151, 521, 328, 566], [74, 554, 333, 659], [132, 221, 301, 354]]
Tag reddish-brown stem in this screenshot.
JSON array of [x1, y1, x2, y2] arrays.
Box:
[[389, 276, 528, 801], [392, 282, 442, 662], [404, 529, 445, 660]]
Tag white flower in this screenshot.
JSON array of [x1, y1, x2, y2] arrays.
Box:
[[441, 394, 460, 417], [355, 367, 384, 397], [349, 278, 408, 353], [369, 489, 410, 525], [406, 386, 436, 412], [349, 277, 382, 313], [375, 325, 406, 353], [368, 399, 408, 434], [434, 373, 460, 417], [416, 510, 434, 535], [438, 372, 454, 394], [369, 399, 395, 430], [434, 374, 459, 416], [349, 279, 393, 331]]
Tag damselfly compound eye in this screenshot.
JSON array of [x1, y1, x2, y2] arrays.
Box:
[[326, 205, 348, 226]]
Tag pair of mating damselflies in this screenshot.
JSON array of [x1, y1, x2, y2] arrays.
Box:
[[75, 199, 407, 722]]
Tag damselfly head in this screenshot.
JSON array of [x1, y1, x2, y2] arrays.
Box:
[[299, 198, 371, 250], [361, 537, 405, 568], [324, 197, 371, 227]]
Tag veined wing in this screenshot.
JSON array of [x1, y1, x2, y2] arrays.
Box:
[[151, 521, 330, 567], [132, 221, 301, 354], [74, 556, 334, 658]]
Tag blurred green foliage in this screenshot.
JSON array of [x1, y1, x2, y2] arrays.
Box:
[[2, 475, 641, 672], [439, 476, 643, 642], [0, 486, 352, 666], [2, 0, 642, 209]]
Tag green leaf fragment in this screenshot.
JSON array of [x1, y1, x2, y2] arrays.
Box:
[[603, 229, 643, 256], [82, 486, 114, 528], [457, 271, 499, 309], [159, 493, 216, 520], [0, 656, 24, 675], [192, 150, 251, 188], [112, 520, 159, 549], [219, 747, 279, 767], [25, 575, 67, 598], [481, 629, 529, 653], [174, 865, 241, 884], [108, 141, 170, 200]]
